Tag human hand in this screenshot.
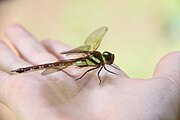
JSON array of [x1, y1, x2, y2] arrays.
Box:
[[0, 25, 179, 120]]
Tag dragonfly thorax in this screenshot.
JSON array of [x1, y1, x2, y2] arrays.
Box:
[[102, 51, 114, 65]]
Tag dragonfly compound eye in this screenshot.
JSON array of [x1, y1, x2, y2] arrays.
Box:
[[103, 51, 114, 64]]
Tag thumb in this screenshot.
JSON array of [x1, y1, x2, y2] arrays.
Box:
[[153, 51, 180, 88]]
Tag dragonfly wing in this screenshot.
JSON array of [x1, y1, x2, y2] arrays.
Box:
[[84, 26, 108, 51], [61, 26, 108, 55], [42, 66, 67, 75], [61, 45, 90, 55]]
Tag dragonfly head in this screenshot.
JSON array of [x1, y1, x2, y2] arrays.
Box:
[[102, 51, 114, 65]]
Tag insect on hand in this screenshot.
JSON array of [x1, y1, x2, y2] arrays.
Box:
[[11, 26, 120, 85]]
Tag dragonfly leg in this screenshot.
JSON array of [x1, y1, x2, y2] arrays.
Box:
[[110, 64, 121, 71], [97, 66, 103, 85], [104, 66, 118, 75], [75, 66, 100, 81], [61, 70, 74, 77]]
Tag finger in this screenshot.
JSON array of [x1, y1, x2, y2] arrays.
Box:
[[41, 39, 72, 59], [0, 70, 9, 79], [153, 51, 180, 87], [0, 40, 30, 73], [0, 70, 10, 100], [6, 25, 57, 64]]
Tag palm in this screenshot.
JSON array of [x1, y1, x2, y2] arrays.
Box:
[[4, 69, 179, 120]]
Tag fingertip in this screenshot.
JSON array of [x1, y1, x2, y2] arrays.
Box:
[[6, 24, 31, 39], [41, 39, 73, 59], [41, 39, 72, 52], [41, 39, 53, 46], [6, 24, 23, 33], [42, 39, 71, 48]]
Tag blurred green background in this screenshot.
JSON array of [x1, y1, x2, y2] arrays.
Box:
[[0, 0, 180, 119], [0, 0, 180, 79]]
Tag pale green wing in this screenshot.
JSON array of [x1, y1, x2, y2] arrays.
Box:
[[61, 45, 90, 54], [41, 65, 73, 77], [42, 66, 67, 75], [84, 26, 108, 51], [61, 26, 108, 55]]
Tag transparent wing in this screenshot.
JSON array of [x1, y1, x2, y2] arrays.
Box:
[[84, 26, 108, 51], [42, 66, 67, 75], [61, 26, 108, 55], [61, 45, 90, 55]]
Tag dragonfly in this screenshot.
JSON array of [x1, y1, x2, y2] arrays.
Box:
[[11, 26, 120, 84]]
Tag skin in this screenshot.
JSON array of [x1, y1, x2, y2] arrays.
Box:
[[0, 25, 179, 120]]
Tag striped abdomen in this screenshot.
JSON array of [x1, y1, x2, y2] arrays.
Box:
[[11, 61, 73, 73]]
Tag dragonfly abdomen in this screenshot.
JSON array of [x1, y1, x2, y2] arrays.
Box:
[[11, 62, 66, 73]]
